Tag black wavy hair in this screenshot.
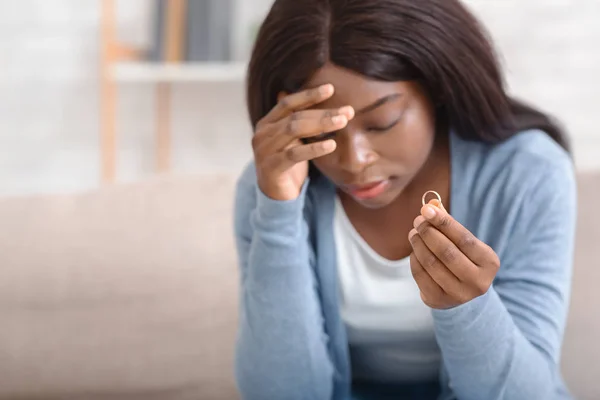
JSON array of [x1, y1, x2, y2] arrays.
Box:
[[246, 0, 569, 153]]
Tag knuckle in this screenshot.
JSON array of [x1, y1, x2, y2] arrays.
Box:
[[279, 97, 292, 111], [476, 285, 488, 297], [459, 232, 477, 249], [254, 120, 265, 132], [286, 120, 299, 135], [440, 245, 458, 264], [474, 285, 487, 297], [438, 215, 452, 229], [489, 253, 501, 271], [285, 147, 299, 162], [254, 120, 271, 138], [423, 254, 439, 270], [474, 278, 490, 296], [418, 222, 434, 238]]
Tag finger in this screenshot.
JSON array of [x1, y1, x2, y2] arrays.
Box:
[[262, 84, 335, 124], [259, 107, 353, 142], [413, 217, 479, 282], [292, 106, 355, 121], [409, 252, 445, 308], [409, 228, 466, 301], [420, 203, 494, 267], [429, 198, 446, 213], [266, 139, 337, 173], [254, 106, 354, 157], [263, 108, 351, 153]]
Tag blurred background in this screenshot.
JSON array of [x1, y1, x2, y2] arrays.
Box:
[[0, 0, 599, 196], [0, 1, 599, 399]]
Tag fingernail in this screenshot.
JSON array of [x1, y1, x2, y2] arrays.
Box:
[[413, 216, 425, 229], [423, 205, 436, 219], [429, 199, 446, 211], [408, 228, 418, 242], [320, 84, 333, 95]]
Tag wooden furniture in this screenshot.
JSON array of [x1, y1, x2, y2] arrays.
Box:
[[99, 0, 246, 183]]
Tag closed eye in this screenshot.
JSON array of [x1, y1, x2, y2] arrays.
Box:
[[367, 118, 401, 133]]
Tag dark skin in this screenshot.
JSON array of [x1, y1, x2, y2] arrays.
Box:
[[303, 64, 450, 261], [252, 63, 500, 309]]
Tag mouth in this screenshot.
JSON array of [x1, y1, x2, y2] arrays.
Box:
[[345, 179, 391, 200]]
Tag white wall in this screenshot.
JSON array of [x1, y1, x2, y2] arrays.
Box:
[[0, 0, 598, 196], [465, 0, 600, 170]]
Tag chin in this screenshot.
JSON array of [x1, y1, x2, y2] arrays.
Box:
[[351, 190, 399, 209]]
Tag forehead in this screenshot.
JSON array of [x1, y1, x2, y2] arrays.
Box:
[[302, 63, 412, 109]]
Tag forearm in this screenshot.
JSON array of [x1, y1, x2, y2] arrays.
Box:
[[235, 187, 333, 400], [433, 288, 562, 400]]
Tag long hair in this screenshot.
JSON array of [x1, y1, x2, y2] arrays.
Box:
[[246, 0, 570, 152]]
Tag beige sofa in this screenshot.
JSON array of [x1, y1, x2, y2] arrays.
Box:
[[0, 172, 598, 400]]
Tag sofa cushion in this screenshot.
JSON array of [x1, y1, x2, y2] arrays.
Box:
[[0, 173, 239, 399], [561, 172, 600, 400]]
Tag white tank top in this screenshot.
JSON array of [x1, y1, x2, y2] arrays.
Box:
[[333, 195, 441, 383]]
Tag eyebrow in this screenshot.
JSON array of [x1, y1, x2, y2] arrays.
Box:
[[355, 93, 403, 116]]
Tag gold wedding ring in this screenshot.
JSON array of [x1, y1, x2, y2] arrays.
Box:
[[422, 190, 442, 207]]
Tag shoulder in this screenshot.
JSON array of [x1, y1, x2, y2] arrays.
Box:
[[485, 130, 577, 225], [491, 129, 573, 180], [456, 129, 575, 199], [493, 130, 576, 209], [453, 130, 577, 247], [483, 132, 577, 282]]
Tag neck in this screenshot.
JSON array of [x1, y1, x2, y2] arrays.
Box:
[[396, 132, 451, 212]]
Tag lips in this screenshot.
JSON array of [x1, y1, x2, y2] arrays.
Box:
[[346, 180, 390, 200]]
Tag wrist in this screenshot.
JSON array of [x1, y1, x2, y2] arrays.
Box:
[[254, 179, 311, 227]]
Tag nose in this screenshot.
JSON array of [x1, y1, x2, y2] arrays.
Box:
[[335, 131, 377, 175]]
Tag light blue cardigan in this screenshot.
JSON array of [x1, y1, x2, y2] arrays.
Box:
[[233, 130, 577, 400]]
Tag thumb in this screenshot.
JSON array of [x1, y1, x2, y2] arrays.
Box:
[[428, 199, 447, 213]]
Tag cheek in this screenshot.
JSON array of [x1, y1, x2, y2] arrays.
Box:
[[310, 157, 334, 177]]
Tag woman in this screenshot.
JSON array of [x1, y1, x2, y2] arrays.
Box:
[[233, 0, 576, 399]]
